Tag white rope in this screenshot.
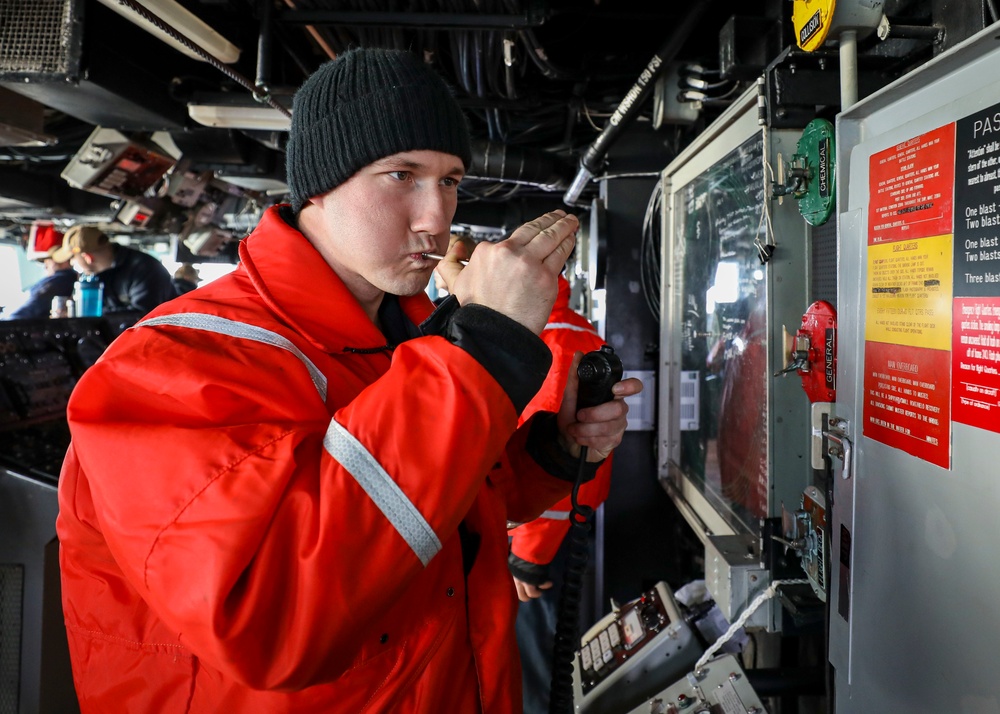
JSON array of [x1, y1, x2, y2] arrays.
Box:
[[694, 579, 808, 670]]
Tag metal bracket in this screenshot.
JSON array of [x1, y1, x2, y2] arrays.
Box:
[[810, 402, 832, 469], [810, 403, 852, 479], [824, 416, 852, 480]]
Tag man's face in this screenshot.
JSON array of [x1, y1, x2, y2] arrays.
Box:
[[305, 150, 464, 304], [71, 252, 93, 275]]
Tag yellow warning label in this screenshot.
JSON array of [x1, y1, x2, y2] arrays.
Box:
[[792, 0, 835, 52], [866, 233, 953, 349]]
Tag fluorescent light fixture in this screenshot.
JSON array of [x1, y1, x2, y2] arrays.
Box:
[[96, 0, 241, 64], [188, 104, 292, 131]]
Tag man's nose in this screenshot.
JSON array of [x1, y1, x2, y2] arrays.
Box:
[[411, 187, 455, 236]]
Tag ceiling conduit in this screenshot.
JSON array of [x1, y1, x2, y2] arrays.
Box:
[[466, 139, 574, 191]]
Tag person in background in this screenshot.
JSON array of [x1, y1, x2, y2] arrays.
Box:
[[507, 271, 616, 714], [56, 47, 642, 713], [52, 225, 177, 315], [2, 245, 77, 320], [172, 263, 201, 295]]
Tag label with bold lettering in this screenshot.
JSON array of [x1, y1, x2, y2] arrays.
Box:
[[863, 341, 950, 469], [952, 100, 1000, 433], [869, 124, 955, 245]]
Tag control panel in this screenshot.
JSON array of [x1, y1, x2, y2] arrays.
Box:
[[573, 582, 703, 714], [622, 653, 768, 714], [0, 316, 135, 481], [777, 485, 828, 602]]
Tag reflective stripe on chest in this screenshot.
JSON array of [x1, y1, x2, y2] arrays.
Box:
[[136, 312, 442, 566]]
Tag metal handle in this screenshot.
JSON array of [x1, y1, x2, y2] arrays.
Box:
[[824, 430, 852, 480]]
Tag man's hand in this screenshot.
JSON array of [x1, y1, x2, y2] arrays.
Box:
[[433, 235, 477, 283], [435, 210, 579, 335], [556, 352, 644, 462], [513, 575, 554, 602]]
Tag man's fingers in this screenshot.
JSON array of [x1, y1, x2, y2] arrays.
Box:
[[503, 210, 568, 247], [450, 239, 476, 262], [503, 211, 579, 265], [558, 351, 583, 426], [513, 576, 554, 602], [435, 260, 463, 293], [613, 377, 645, 398], [571, 377, 642, 423], [527, 214, 578, 263], [565, 375, 645, 462], [543, 232, 577, 272]]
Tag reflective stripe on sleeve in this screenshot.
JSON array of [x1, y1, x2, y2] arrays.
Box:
[[543, 321, 599, 335], [540, 509, 571, 520], [138, 313, 328, 402], [324, 419, 442, 566]]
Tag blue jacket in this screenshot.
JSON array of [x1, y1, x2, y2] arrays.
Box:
[[97, 244, 177, 314], [4, 268, 77, 320]]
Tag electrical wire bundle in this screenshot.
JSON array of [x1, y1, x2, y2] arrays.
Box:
[[676, 63, 740, 106], [640, 178, 663, 321]]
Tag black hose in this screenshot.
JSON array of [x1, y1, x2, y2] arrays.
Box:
[[255, 0, 273, 95], [561, 1, 718, 206]]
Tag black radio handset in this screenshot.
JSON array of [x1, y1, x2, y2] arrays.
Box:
[[548, 345, 624, 714], [576, 345, 625, 410]]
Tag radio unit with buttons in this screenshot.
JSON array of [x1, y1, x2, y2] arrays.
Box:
[[572, 581, 703, 714]]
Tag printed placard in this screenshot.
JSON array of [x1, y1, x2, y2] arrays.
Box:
[[952, 297, 1000, 430], [869, 124, 955, 245], [863, 341, 951, 469], [953, 101, 1000, 433], [866, 233, 953, 350]]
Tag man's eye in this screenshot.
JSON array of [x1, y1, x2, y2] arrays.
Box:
[[441, 177, 460, 188], [389, 171, 410, 181]]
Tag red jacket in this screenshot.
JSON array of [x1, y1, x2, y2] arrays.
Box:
[[508, 276, 614, 569], [56, 206, 574, 713]]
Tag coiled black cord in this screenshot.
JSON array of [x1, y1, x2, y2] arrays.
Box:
[[548, 449, 593, 714]]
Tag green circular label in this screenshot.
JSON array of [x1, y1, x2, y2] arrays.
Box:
[[796, 118, 836, 226]]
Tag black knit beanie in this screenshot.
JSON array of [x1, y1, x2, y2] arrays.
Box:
[[285, 47, 473, 213]]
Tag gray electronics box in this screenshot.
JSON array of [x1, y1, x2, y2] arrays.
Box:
[[623, 653, 768, 714], [704, 534, 772, 631]]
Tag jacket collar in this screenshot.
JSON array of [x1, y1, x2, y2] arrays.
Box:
[[239, 206, 434, 354]]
